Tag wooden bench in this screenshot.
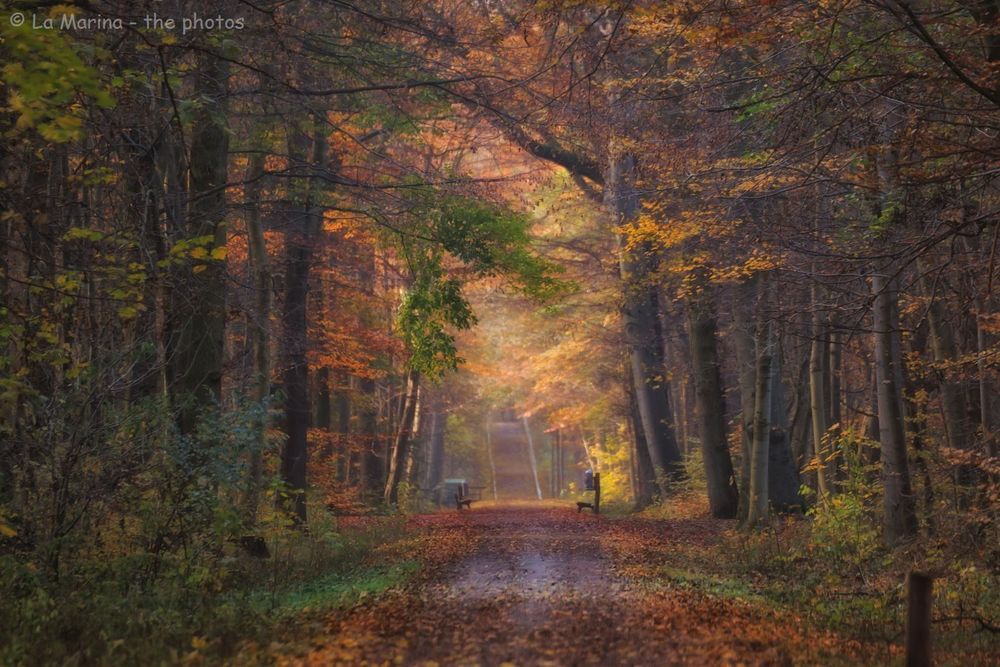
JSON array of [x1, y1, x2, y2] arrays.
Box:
[[575, 472, 601, 514], [454, 484, 483, 510]]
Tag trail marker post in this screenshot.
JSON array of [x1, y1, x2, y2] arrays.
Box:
[[905, 570, 933, 667]]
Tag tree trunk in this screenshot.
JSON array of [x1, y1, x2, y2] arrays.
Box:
[[626, 362, 658, 508], [732, 279, 758, 520], [919, 261, 977, 489], [608, 151, 684, 494], [747, 315, 775, 528], [359, 376, 383, 503], [809, 280, 833, 500], [427, 410, 446, 494], [279, 122, 324, 525], [767, 336, 803, 512], [686, 282, 739, 518], [317, 366, 332, 456], [173, 52, 230, 433], [242, 151, 270, 523], [384, 369, 421, 505], [872, 273, 919, 545], [522, 416, 544, 500]]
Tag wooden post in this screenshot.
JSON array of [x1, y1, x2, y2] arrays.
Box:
[[593, 472, 601, 514], [906, 571, 933, 667]]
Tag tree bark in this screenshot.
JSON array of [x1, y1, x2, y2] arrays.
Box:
[[359, 376, 383, 503], [747, 314, 775, 528], [611, 153, 684, 494], [626, 362, 658, 508], [919, 261, 977, 488], [242, 151, 270, 523], [279, 121, 324, 524], [809, 280, 834, 500], [384, 369, 421, 505], [732, 279, 758, 519], [426, 410, 446, 494], [872, 273, 919, 545], [686, 282, 739, 518], [172, 52, 230, 433], [767, 336, 803, 512]]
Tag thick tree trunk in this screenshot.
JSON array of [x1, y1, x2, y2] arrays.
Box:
[[279, 122, 324, 524], [625, 361, 657, 508], [607, 151, 684, 494], [747, 315, 775, 527], [919, 262, 977, 488], [686, 283, 739, 518], [872, 273, 919, 545], [173, 53, 230, 433], [767, 337, 803, 512], [384, 369, 421, 505]]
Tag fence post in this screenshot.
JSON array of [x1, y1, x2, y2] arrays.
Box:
[[593, 472, 601, 514], [905, 570, 933, 667]]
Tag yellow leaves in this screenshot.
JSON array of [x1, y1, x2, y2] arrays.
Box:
[[709, 247, 784, 283], [620, 211, 700, 253], [0, 509, 16, 538]]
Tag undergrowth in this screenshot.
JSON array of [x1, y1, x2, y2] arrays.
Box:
[[0, 498, 416, 666]]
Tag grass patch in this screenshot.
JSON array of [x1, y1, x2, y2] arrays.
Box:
[[660, 565, 763, 603], [260, 560, 420, 618]]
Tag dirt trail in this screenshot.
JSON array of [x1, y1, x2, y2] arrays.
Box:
[[280, 505, 795, 666]]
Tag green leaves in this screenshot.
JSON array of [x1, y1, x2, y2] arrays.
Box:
[[1, 7, 115, 142], [391, 191, 569, 378], [396, 259, 474, 379]]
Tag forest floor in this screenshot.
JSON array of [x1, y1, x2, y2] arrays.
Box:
[[242, 502, 900, 666]]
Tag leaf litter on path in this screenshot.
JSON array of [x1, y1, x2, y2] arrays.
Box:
[[261, 504, 872, 666]]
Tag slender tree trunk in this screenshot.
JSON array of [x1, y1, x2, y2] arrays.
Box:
[[384, 369, 421, 505], [427, 410, 446, 494], [733, 279, 757, 519], [872, 273, 919, 545], [242, 151, 270, 523], [828, 327, 843, 486], [486, 414, 498, 501], [747, 315, 775, 527], [522, 416, 544, 500], [977, 298, 998, 459], [809, 280, 833, 500], [317, 366, 332, 454], [686, 280, 738, 518], [359, 376, 382, 503]]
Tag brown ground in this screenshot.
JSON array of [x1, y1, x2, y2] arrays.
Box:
[[260, 503, 874, 666]]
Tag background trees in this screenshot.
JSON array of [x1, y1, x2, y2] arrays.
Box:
[[1, 0, 998, 661]]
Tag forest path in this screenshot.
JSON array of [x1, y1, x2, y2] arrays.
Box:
[[273, 504, 802, 666]]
